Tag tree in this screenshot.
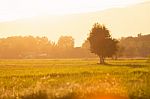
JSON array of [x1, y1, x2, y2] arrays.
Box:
[[82, 40, 90, 49], [57, 36, 74, 49], [88, 23, 118, 64]]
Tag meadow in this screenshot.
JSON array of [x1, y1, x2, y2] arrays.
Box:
[[0, 59, 149, 99]]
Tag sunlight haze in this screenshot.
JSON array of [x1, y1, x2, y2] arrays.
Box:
[[0, 0, 149, 46], [0, 0, 144, 22], [0, 1, 150, 98]]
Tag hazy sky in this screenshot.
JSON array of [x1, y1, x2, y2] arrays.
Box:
[[0, 0, 149, 47], [0, 0, 146, 22]]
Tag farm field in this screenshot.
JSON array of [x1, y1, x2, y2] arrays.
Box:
[[0, 59, 149, 99]]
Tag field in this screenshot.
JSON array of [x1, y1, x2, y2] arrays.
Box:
[[0, 59, 149, 99]]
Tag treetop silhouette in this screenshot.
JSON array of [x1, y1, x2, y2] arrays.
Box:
[[88, 23, 118, 64]]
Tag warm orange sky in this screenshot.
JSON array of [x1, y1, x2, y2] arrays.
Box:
[[0, 0, 149, 47], [0, 0, 147, 22]]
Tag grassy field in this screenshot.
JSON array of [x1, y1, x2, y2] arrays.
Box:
[[0, 59, 149, 99]]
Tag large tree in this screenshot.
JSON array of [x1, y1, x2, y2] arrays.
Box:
[[88, 23, 118, 64]]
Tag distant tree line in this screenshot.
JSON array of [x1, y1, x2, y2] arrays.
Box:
[[0, 36, 95, 59], [0, 34, 149, 59], [118, 34, 150, 58]]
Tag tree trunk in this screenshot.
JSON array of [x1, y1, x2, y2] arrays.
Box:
[[99, 56, 105, 64]]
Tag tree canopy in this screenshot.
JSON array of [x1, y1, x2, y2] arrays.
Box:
[[88, 23, 118, 64], [57, 36, 74, 49]]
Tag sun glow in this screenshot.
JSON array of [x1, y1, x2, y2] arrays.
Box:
[[0, 0, 143, 22], [0, 0, 148, 47]]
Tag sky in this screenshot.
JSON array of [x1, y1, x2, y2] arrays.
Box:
[[0, 0, 149, 47], [0, 0, 146, 22]]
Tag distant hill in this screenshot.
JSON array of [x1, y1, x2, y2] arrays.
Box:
[[0, 1, 150, 46]]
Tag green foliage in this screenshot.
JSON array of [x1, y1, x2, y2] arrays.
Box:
[[0, 59, 149, 99], [88, 23, 118, 64]]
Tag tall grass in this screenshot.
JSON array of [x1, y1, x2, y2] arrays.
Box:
[[0, 59, 149, 99]]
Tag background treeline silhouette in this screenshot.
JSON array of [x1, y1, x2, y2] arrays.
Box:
[[0, 34, 149, 59], [118, 34, 150, 58], [0, 36, 95, 58]]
